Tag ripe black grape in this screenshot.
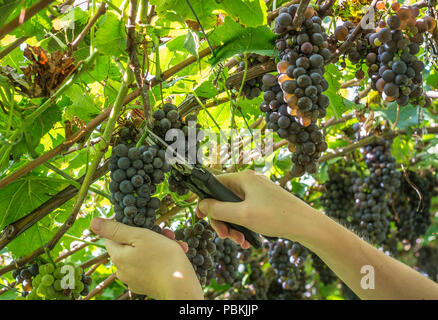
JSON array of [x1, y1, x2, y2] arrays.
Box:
[[214, 238, 240, 285], [175, 220, 217, 286]]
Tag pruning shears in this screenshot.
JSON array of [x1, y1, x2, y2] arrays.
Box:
[[145, 128, 263, 249]]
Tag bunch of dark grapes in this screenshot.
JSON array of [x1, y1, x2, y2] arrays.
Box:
[[320, 166, 359, 226], [223, 260, 268, 300], [109, 141, 165, 232], [235, 54, 269, 100], [393, 170, 437, 244], [12, 263, 39, 296], [150, 103, 203, 196], [261, 4, 331, 177], [174, 220, 217, 286], [415, 246, 438, 282], [331, 21, 372, 79], [267, 278, 304, 300], [351, 139, 401, 244], [236, 246, 253, 263], [265, 239, 307, 297], [260, 78, 328, 177], [214, 238, 240, 285], [365, 5, 434, 107], [274, 4, 331, 125], [113, 121, 139, 148], [310, 253, 338, 286]]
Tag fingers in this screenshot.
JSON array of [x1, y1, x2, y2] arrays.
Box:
[[91, 218, 140, 245], [178, 241, 189, 253], [228, 228, 245, 246], [241, 240, 251, 249], [210, 219, 248, 248], [161, 228, 175, 240], [196, 205, 206, 219], [161, 228, 188, 253], [210, 219, 230, 238], [214, 172, 248, 200], [197, 199, 247, 226]]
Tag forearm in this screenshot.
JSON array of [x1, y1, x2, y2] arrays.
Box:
[[290, 207, 438, 300]]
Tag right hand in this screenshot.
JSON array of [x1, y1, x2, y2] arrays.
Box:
[[196, 170, 318, 247]]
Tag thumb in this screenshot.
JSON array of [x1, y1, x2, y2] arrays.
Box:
[[198, 199, 246, 226], [90, 218, 138, 244]]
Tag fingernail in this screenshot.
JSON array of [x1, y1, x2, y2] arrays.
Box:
[[90, 218, 105, 233], [199, 200, 208, 215]]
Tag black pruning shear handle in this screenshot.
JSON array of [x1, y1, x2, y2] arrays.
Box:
[[144, 127, 263, 249], [172, 166, 262, 249]]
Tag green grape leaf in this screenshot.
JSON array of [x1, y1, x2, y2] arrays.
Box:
[[149, 0, 220, 28], [58, 6, 89, 29], [0, 0, 22, 23], [194, 81, 217, 99], [374, 102, 429, 130], [183, 29, 199, 57], [275, 150, 292, 172], [391, 135, 411, 164], [17, 12, 52, 41], [237, 96, 263, 122], [220, 0, 268, 27], [150, 0, 267, 29], [209, 17, 275, 65], [94, 12, 126, 58], [79, 55, 121, 83], [63, 84, 101, 122], [0, 174, 69, 230], [324, 64, 353, 118]]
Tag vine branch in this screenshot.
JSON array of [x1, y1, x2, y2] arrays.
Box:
[[82, 272, 117, 300], [0, 160, 109, 251], [318, 0, 336, 17], [126, 0, 152, 123], [0, 44, 217, 190], [0, 0, 57, 41], [292, 0, 311, 30], [70, 3, 107, 51], [330, 0, 379, 63]]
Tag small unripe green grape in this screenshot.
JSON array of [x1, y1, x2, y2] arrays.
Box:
[[26, 290, 40, 300], [374, 38, 382, 46], [38, 265, 48, 275], [32, 274, 42, 287], [46, 264, 55, 274], [41, 274, 55, 286], [62, 293, 73, 300], [54, 267, 64, 280], [40, 263, 54, 275], [53, 280, 63, 291], [75, 267, 83, 276], [73, 281, 84, 294], [54, 291, 65, 300], [45, 286, 56, 300], [37, 284, 48, 297], [75, 272, 82, 281]]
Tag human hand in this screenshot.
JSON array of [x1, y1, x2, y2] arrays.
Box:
[[196, 170, 318, 247], [90, 218, 203, 300]]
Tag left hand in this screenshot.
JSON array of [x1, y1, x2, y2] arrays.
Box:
[[90, 218, 203, 300]]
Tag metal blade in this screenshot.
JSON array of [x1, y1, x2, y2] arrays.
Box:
[[144, 127, 193, 172]]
